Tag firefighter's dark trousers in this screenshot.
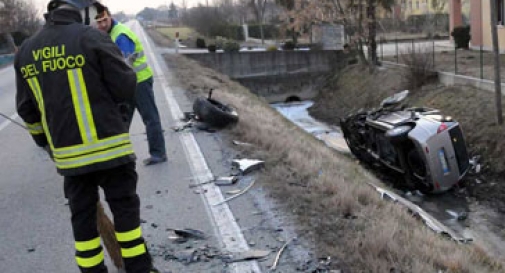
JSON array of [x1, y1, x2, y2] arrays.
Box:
[[64, 162, 153, 273]]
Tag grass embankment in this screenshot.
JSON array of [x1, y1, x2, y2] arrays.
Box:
[[164, 54, 503, 273]]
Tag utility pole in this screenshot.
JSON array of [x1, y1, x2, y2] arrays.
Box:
[[490, 0, 503, 125]]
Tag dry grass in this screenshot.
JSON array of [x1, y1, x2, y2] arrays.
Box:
[[163, 54, 504, 272]]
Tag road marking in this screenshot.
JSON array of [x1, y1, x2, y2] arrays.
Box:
[[134, 22, 261, 272], [0, 113, 19, 132]]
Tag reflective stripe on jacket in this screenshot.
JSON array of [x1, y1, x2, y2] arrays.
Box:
[[15, 8, 137, 176], [110, 22, 153, 83]]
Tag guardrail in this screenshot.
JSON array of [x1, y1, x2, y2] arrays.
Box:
[[0, 53, 15, 67]]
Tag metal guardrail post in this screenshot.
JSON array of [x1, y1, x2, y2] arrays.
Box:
[[380, 37, 384, 61], [480, 45, 484, 79], [454, 46, 458, 74], [396, 38, 399, 63], [432, 39, 435, 68]]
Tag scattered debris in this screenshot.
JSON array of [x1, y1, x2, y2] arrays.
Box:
[[232, 140, 255, 147], [189, 176, 239, 188], [169, 228, 207, 240], [271, 237, 297, 271], [226, 189, 242, 195], [296, 256, 336, 272], [171, 121, 194, 132], [162, 246, 221, 265], [469, 156, 482, 174], [232, 159, 264, 174], [215, 176, 239, 186], [221, 249, 270, 263], [446, 210, 468, 221], [192, 188, 207, 194], [182, 112, 196, 122], [213, 179, 256, 206], [368, 182, 473, 243]]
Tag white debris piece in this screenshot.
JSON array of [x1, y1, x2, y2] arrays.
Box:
[[232, 159, 264, 174]]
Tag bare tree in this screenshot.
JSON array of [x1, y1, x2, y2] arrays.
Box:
[[1, 0, 41, 36], [249, 0, 269, 44], [490, 0, 503, 125]]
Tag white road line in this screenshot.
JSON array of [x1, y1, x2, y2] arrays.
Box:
[[134, 22, 261, 272], [0, 113, 19, 132]]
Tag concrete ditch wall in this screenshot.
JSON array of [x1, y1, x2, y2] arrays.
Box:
[[185, 51, 345, 102]]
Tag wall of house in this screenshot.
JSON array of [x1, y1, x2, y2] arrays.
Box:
[[480, 0, 505, 51], [402, 0, 449, 17], [470, 0, 483, 47]]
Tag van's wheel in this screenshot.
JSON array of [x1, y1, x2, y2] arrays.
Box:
[[407, 149, 426, 179], [193, 97, 239, 128], [407, 149, 433, 193]]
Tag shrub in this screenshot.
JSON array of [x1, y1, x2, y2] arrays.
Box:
[[215, 36, 227, 49], [310, 43, 324, 51], [223, 41, 240, 52], [209, 24, 244, 41], [247, 25, 279, 39], [196, 38, 206, 48], [208, 45, 217, 52], [400, 46, 437, 89], [266, 45, 278, 51], [282, 41, 296, 50], [451, 26, 471, 49]]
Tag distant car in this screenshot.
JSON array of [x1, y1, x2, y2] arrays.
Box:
[[340, 90, 470, 193]]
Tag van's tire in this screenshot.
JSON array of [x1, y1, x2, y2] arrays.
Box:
[[193, 97, 239, 128], [385, 125, 412, 144]]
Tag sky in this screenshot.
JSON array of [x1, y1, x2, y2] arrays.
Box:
[[34, 0, 205, 15]]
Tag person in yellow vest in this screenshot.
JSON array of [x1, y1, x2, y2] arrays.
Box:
[[15, 0, 159, 272], [94, 4, 167, 166]]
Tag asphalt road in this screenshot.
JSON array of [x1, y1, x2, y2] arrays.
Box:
[[0, 21, 304, 273]]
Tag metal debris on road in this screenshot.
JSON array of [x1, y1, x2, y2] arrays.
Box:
[[226, 189, 242, 195], [213, 179, 256, 206], [232, 159, 264, 174], [215, 176, 239, 186], [221, 249, 270, 263], [169, 228, 207, 240], [164, 246, 221, 265], [182, 111, 196, 122], [171, 121, 194, 132], [232, 140, 255, 147], [446, 210, 468, 221], [189, 176, 239, 188], [270, 237, 296, 271]]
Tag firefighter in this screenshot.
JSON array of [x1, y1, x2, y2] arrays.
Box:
[[14, 0, 158, 272], [94, 4, 167, 166]]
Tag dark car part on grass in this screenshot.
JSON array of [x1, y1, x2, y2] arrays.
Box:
[[192, 89, 238, 128], [341, 90, 470, 194]]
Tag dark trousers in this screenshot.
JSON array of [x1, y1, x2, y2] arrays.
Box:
[[127, 77, 166, 158], [64, 162, 152, 273]]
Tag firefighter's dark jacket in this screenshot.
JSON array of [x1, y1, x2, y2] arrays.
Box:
[[15, 8, 137, 176]]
